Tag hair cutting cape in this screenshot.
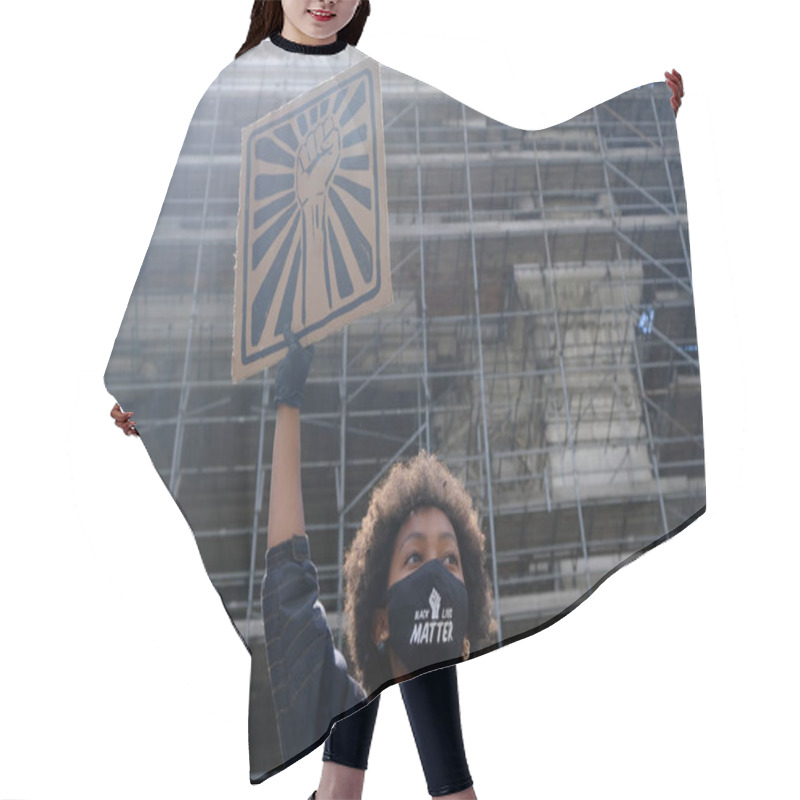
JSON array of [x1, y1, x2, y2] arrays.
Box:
[[105, 37, 704, 781]]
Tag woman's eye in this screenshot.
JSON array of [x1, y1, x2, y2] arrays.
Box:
[[405, 552, 422, 566], [443, 553, 459, 567]]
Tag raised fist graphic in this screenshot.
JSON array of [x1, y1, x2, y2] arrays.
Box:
[[428, 587, 442, 621], [294, 117, 341, 320], [296, 116, 341, 241]]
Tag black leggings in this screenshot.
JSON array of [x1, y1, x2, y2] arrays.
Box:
[[323, 666, 472, 797]]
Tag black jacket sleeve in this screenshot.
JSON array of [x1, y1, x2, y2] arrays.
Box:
[[262, 535, 366, 763]]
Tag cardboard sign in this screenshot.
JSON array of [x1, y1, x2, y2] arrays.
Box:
[[233, 58, 392, 382]]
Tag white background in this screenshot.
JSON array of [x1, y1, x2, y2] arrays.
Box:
[[2, 1, 797, 798]]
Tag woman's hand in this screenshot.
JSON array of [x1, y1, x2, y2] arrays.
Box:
[[110, 402, 139, 436], [273, 328, 315, 409], [665, 69, 684, 116]]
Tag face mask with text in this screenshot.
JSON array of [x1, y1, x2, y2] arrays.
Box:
[[385, 558, 468, 674]]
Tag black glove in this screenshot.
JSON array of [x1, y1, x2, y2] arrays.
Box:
[[273, 328, 315, 409]]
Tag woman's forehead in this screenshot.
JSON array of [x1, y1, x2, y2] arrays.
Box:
[[395, 507, 457, 542], [407, 505, 452, 523]]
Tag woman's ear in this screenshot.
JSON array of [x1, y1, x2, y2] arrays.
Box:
[[372, 608, 389, 649]]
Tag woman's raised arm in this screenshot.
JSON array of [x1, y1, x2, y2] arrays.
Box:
[[267, 332, 314, 550]]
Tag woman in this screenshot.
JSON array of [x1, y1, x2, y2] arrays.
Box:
[[264, 331, 494, 800]]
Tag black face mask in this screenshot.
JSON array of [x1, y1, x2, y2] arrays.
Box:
[[385, 558, 469, 674]]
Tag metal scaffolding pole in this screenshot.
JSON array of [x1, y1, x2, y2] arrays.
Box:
[[532, 138, 592, 592], [462, 104, 503, 642], [415, 96, 432, 454], [336, 327, 348, 648], [168, 78, 223, 497], [613, 230, 693, 297], [649, 85, 692, 283], [245, 367, 271, 642], [115, 351, 697, 410], [603, 161, 676, 217], [345, 325, 422, 406], [623, 274, 670, 536], [592, 106, 658, 504], [595, 105, 671, 536]]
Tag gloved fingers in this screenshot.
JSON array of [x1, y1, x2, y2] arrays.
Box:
[[282, 325, 315, 358], [282, 325, 299, 350]]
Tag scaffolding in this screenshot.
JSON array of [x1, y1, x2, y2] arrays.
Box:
[[106, 59, 704, 774]]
